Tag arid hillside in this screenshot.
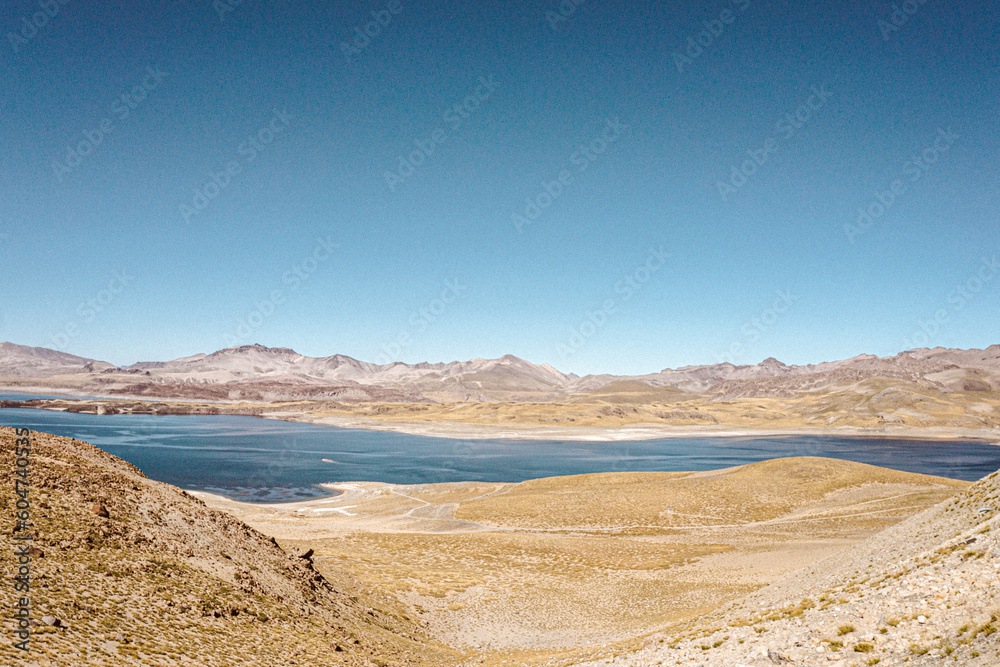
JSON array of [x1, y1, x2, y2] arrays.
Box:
[[583, 466, 1000, 666], [0, 427, 460, 666]]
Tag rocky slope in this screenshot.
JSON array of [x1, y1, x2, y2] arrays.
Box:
[[0, 427, 459, 666], [567, 346, 1000, 396], [0, 342, 115, 378], [574, 467, 1000, 666]]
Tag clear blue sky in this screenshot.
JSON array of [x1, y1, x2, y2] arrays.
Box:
[[1, 1, 997, 375]]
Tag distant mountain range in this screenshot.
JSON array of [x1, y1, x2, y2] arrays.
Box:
[[1, 341, 998, 403]]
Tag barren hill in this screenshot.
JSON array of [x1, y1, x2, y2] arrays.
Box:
[[0, 342, 115, 378], [581, 466, 1000, 666], [0, 427, 459, 666], [0, 343, 575, 403]]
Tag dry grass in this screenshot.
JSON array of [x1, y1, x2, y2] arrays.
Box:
[[0, 428, 460, 666], [204, 457, 967, 660], [455, 458, 966, 530]]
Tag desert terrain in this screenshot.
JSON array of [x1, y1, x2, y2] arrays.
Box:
[[193, 457, 969, 663], [4, 427, 998, 665]]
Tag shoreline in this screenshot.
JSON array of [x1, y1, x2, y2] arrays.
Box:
[[2, 394, 999, 444], [273, 412, 1000, 444], [189, 485, 346, 509]]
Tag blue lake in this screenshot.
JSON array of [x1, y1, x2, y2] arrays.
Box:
[[2, 406, 998, 503]]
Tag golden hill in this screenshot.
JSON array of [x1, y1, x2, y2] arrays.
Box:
[[0, 427, 459, 666]]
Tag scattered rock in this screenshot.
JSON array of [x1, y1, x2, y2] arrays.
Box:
[[92, 503, 110, 518], [767, 648, 791, 663], [41, 615, 61, 627]]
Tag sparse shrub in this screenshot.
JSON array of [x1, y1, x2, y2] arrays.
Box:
[[854, 642, 873, 652], [838, 624, 855, 636]]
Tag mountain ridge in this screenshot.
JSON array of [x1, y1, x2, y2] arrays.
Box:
[[1, 341, 998, 404]]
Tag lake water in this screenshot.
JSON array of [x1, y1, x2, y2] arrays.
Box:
[[2, 405, 998, 502]]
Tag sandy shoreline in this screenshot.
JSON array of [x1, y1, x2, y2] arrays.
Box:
[[271, 412, 1000, 443]]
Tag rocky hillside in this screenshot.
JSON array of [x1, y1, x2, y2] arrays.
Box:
[[576, 467, 1000, 666], [0, 342, 115, 378], [0, 427, 459, 666], [568, 346, 1000, 396]]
